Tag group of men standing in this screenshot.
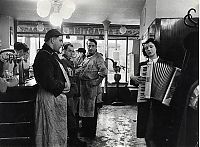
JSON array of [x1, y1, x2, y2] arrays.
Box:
[[33, 29, 108, 147]]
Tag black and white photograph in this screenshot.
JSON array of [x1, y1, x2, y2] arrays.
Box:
[[0, 0, 198, 146]]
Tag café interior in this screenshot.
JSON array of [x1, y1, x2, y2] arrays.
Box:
[[0, 0, 198, 146]]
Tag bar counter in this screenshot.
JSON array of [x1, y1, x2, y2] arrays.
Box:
[[0, 78, 37, 146], [0, 78, 37, 101]]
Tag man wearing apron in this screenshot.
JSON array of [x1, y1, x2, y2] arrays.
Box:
[[33, 29, 70, 147]]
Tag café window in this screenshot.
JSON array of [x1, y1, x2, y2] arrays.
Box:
[[107, 37, 127, 83], [84, 36, 139, 84], [63, 35, 84, 49], [16, 21, 140, 85]]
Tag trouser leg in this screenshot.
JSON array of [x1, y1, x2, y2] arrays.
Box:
[[67, 105, 78, 139], [81, 104, 98, 137]]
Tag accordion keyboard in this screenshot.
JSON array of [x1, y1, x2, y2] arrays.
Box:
[[137, 65, 148, 102]]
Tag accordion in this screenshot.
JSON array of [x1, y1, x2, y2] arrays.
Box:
[[137, 62, 181, 106]]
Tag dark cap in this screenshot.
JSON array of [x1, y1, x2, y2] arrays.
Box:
[[77, 48, 86, 54], [44, 29, 62, 42], [63, 42, 73, 50], [14, 42, 29, 52]]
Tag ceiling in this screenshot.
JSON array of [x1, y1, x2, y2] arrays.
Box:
[[0, 0, 145, 25]]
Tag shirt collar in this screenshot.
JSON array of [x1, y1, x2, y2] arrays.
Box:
[[149, 56, 159, 63], [87, 52, 97, 58]]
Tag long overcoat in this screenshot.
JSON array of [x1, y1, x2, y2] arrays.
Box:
[[76, 52, 107, 117]]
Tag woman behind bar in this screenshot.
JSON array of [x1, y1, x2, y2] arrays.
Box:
[[33, 29, 70, 147], [13, 42, 30, 79]]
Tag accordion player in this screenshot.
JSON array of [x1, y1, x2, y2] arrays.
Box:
[[137, 61, 181, 106]]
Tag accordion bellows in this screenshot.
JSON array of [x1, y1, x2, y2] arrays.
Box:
[[137, 62, 181, 106]]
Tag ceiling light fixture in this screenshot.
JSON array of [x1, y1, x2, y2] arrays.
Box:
[[60, 0, 75, 19], [37, 0, 51, 18], [37, 0, 76, 26], [49, 13, 63, 26]]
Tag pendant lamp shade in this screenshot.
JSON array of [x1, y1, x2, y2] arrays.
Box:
[[37, 0, 51, 18], [49, 12, 63, 26], [36, 0, 76, 26], [60, 0, 75, 19]]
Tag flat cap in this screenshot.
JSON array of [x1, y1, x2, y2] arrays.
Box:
[[44, 29, 62, 42], [14, 42, 29, 52], [77, 48, 86, 54]]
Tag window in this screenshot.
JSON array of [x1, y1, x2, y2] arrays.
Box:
[[107, 38, 127, 83], [63, 35, 84, 49], [17, 33, 139, 86]]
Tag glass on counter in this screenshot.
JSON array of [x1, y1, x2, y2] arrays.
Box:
[[2, 70, 19, 88], [28, 66, 34, 78]]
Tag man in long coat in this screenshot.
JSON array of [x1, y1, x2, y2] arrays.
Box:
[[76, 39, 107, 138]]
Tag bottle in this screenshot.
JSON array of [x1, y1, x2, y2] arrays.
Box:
[[18, 57, 24, 85], [29, 66, 34, 78]]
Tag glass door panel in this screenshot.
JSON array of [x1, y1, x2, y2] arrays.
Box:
[[127, 38, 140, 84], [107, 37, 127, 83], [127, 38, 135, 84]]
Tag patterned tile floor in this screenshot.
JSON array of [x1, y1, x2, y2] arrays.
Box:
[[79, 105, 146, 147]]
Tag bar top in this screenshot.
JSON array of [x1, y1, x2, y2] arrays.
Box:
[[0, 78, 37, 102]]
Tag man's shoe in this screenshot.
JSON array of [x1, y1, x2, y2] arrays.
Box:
[[79, 132, 96, 139], [87, 134, 96, 139], [68, 138, 87, 147]]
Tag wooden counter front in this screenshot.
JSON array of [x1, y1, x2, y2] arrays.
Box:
[[103, 83, 138, 105], [0, 79, 37, 146]]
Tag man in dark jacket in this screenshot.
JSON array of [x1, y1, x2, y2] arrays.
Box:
[[33, 29, 70, 146], [61, 42, 87, 147]]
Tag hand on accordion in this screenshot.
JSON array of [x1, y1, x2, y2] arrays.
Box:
[[130, 76, 146, 85]]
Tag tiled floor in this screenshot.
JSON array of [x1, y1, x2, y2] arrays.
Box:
[[79, 105, 146, 147]]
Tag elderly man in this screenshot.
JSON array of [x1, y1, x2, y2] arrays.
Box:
[[33, 29, 70, 147], [76, 39, 108, 138]]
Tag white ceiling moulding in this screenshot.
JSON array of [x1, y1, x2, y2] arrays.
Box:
[[36, 0, 76, 26]]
